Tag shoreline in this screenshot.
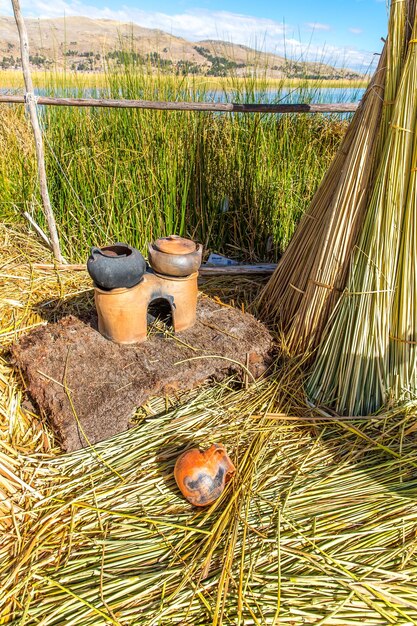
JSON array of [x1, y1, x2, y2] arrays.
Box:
[[0, 69, 370, 91]]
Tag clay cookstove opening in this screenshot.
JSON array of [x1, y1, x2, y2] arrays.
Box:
[[147, 297, 174, 332]]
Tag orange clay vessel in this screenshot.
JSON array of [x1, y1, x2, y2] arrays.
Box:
[[91, 235, 202, 344], [174, 443, 235, 506], [148, 236, 202, 277]]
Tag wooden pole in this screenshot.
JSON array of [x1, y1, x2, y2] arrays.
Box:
[[32, 262, 277, 275], [0, 94, 360, 114], [11, 0, 64, 263]]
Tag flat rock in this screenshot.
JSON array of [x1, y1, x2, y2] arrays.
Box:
[[12, 296, 273, 451]]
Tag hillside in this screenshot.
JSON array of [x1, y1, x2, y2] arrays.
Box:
[[0, 15, 362, 79]]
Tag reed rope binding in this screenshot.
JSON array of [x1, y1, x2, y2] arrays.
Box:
[[389, 334, 417, 344], [23, 92, 39, 106]]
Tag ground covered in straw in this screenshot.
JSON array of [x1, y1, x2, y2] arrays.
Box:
[[2, 223, 417, 625]]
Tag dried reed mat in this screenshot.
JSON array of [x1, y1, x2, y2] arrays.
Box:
[[3, 374, 417, 625], [258, 1, 413, 355], [2, 224, 417, 624], [307, 5, 417, 415]]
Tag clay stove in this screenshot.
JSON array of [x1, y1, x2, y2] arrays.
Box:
[[87, 236, 203, 344]]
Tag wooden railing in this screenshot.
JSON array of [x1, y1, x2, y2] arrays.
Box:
[[0, 94, 359, 114]]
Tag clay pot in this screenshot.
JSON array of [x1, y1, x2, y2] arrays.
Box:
[[87, 243, 146, 290], [154, 235, 197, 255], [148, 235, 202, 277], [174, 443, 235, 507]]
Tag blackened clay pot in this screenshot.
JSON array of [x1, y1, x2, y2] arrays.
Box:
[[174, 443, 235, 507], [87, 243, 146, 290]]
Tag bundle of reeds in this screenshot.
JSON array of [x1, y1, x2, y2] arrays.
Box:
[[307, 3, 417, 415], [258, 0, 412, 354]]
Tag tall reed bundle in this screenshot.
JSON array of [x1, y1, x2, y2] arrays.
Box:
[[307, 5, 417, 414], [258, 0, 412, 354], [377, 0, 415, 146]]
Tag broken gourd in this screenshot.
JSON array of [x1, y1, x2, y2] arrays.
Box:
[[174, 443, 235, 506]]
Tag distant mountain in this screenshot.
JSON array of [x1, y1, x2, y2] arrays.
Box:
[[0, 16, 363, 79]]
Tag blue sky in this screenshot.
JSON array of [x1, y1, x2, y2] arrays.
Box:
[[0, 0, 388, 70]]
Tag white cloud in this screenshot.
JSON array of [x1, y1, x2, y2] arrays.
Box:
[[305, 22, 331, 32], [349, 27, 363, 35], [0, 0, 378, 70], [6, 0, 287, 40], [276, 36, 376, 71], [135, 9, 288, 44]]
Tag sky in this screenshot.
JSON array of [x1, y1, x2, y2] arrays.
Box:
[[0, 0, 389, 71]]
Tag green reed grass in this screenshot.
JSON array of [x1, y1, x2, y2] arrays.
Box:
[[0, 68, 348, 262]]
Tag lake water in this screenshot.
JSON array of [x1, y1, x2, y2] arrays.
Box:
[[1, 86, 366, 104], [203, 87, 365, 104]]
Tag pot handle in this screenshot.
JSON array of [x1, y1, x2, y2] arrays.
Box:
[[89, 246, 102, 260], [195, 243, 203, 263]]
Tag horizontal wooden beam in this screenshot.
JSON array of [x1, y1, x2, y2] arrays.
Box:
[[0, 94, 359, 114], [33, 262, 277, 275], [200, 263, 277, 275]]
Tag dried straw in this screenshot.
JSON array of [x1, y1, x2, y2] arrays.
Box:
[[2, 373, 417, 624], [1, 224, 417, 624], [258, 0, 413, 355]]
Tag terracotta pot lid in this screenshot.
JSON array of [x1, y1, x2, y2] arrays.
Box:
[[154, 235, 196, 255]]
